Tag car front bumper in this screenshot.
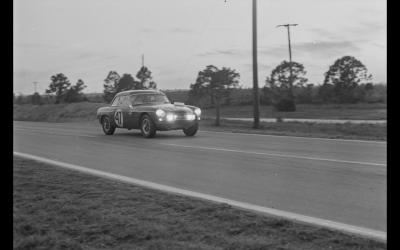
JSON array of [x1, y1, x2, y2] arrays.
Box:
[[155, 119, 199, 131]]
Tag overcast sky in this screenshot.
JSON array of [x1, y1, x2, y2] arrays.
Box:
[[14, 0, 386, 94]]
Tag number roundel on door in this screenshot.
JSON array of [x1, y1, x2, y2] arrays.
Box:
[[114, 109, 123, 127]]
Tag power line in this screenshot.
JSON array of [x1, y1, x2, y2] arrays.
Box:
[[277, 23, 298, 99], [276, 24, 297, 62]]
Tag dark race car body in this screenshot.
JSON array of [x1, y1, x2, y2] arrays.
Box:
[[96, 90, 201, 138]]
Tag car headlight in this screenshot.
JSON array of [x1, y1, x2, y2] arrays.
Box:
[[194, 108, 201, 116], [156, 109, 166, 117], [185, 114, 196, 121]]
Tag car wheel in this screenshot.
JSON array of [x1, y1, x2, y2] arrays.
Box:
[[140, 114, 156, 138], [183, 123, 198, 136], [102, 116, 116, 135]]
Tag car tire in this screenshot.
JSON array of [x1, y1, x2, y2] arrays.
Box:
[[183, 123, 198, 136], [102, 116, 116, 135], [140, 114, 156, 138]]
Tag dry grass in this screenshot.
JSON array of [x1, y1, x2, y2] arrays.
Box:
[[202, 103, 387, 120], [13, 103, 386, 141], [200, 119, 386, 141], [14, 157, 386, 250], [14, 103, 387, 123], [13, 102, 104, 122]]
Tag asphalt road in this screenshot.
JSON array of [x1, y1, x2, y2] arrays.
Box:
[[13, 121, 386, 232], [222, 117, 387, 124]]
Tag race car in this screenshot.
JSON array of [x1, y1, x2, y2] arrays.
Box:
[[96, 90, 201, 138]]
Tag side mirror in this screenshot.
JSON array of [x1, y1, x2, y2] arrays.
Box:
[[170, 99, 174, 104]]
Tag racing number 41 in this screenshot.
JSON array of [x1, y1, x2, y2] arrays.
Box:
[[114, 110, 123, 127]]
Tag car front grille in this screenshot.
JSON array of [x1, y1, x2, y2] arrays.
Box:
[[174, 111, 189, 120]]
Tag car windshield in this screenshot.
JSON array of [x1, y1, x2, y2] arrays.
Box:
[[131, 94, 170, 105]]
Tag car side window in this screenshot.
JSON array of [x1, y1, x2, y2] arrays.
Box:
[[133, 95, 144, 105], [129, 95, 137, 106], [120, 95, 129, 107], [111, 96, 120, 107]]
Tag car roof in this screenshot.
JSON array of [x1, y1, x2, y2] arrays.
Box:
[[115, 89, 164, 97]]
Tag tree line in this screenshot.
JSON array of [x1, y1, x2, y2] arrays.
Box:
[[14, 66, 157, 105], [187, 55, 383, 112], [185, 55, 385, 125], [14, 74, 88, 105], [102, 66, 156, 103], [14, 55, 385, 113]]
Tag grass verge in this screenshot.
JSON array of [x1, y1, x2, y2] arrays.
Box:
[[200, 119, 386, 141], [202, 103, 386, 120], [14, 156, 386, 250], [13, 102, 103, 122], [13, 103, 386, 141], [14, 103, 387, 122]]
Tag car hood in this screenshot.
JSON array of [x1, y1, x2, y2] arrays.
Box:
[[141, 103, 194, 113]]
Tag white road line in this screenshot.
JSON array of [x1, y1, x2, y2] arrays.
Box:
[[161, 143, 386, 167], [14, 127, 89, 134], [13, 121, 386, 144], [14, 128, 97, 138], [13, 152, 386, 242], [199, 130, 387, 144]]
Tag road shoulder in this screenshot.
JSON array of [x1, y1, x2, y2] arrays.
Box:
[[14, 156, 386, 249]]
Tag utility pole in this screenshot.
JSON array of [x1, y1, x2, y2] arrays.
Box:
[[224, 0, 260, 128], [252, 0, 260, 128], [142, 54, 144, 68], [276, 24, 297, 99]]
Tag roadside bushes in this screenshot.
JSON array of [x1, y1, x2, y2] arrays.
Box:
[[274, 98, 296, 112]]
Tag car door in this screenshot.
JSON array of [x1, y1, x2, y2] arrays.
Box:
[[108, 96, 120, 126], [111, 96, 125, 128], [115, 95, 134, 129], [129, 94, 143, 129]]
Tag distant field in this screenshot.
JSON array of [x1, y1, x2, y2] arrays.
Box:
[[14, 157, 386, 250], [14, 102, 387, 122], [13, 102, 386, 141], [202, 103, 387, 120], [13, 102, 103, 122]]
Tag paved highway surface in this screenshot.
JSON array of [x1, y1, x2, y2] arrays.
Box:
[[13, 121, 386, 232], [222, 117, 387, 124]]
